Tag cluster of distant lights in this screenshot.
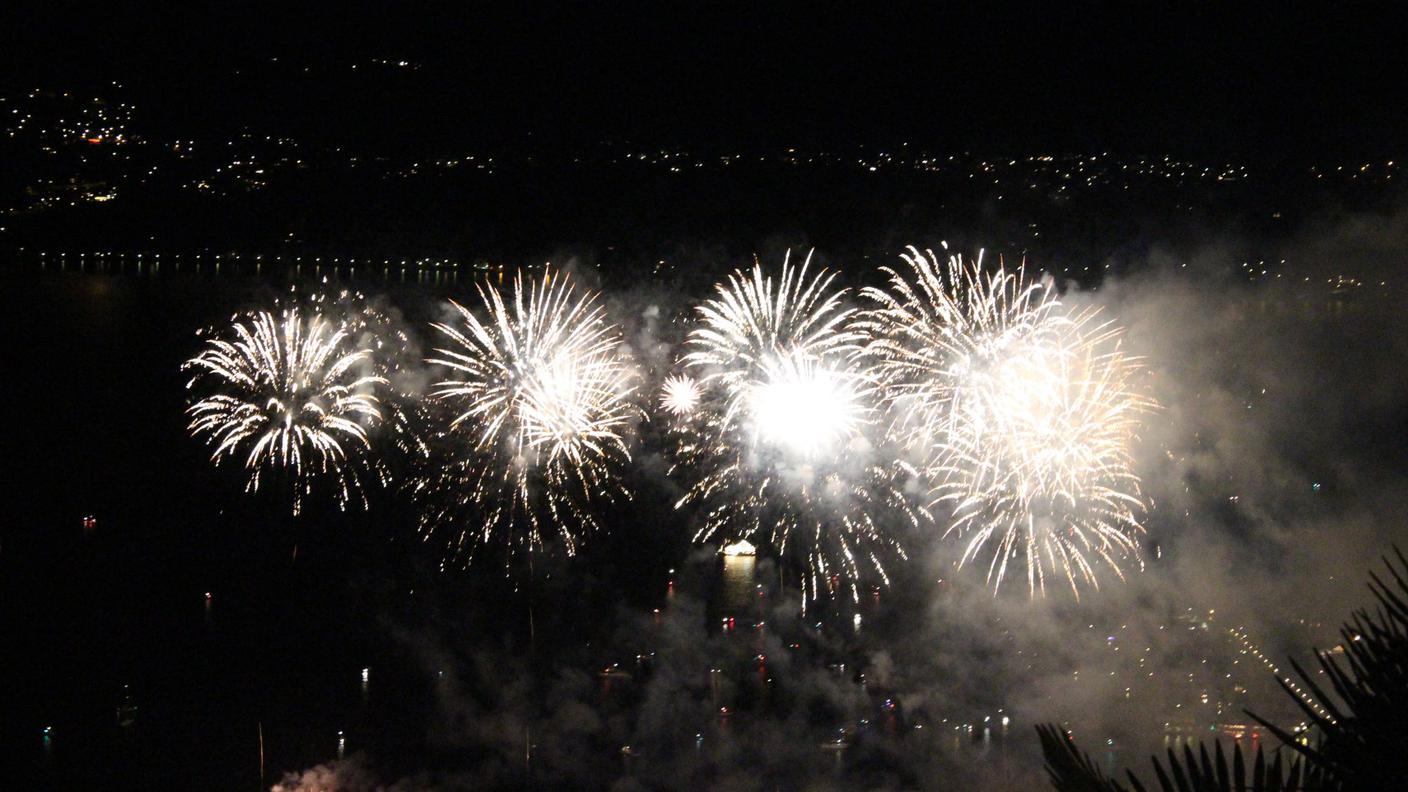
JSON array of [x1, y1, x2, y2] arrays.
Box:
[[1308, 161, 1400, 183], [257, 55, 421, 72], [2, 87, 326, 208], [23, 249, 490, 271], [4, 70, 1390, 189], [16, 247, 1391, 296], [991, 606, 1328, 743], [383, 155, 497, 179], [1233, 259, 1390, 289], [1227, 624, 1333, 721], [1, 82, 501, 207], [2, 86, 134, 143], [7, 82, 1403, 222], [175, 132, 323, 196], [12, 180, 119, 211], [608, 147, 1250, 188], [611, 148, 1400, 191]]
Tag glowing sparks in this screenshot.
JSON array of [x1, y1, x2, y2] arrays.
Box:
[[862, 245, 1152, 597], [184, 307, 387, 514], [659, 374, 701, 417], [670, 251, 915, 604], [414, 268, 637, 567], [684, 251, 861, 419]]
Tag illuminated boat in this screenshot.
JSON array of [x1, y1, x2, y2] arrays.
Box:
[[721, 539, 756, 557]]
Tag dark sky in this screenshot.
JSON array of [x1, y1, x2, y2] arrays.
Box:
[[4, 2, 1406, 159]]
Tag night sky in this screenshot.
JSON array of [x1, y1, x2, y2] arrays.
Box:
[[4, 3, 1406, 158]]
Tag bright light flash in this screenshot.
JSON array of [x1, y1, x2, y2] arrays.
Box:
[[748, 355, 864, 457]]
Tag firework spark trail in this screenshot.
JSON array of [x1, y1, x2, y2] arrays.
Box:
[[861, 244, 1152, 597], [671, 251, 917, 604], [184, 307, 387, 514], [415, 268, 637, 567]]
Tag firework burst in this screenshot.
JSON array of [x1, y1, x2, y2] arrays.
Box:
[[672, 251, 917, 604], [415, 268, 637, 568], [659, 374, 701, 418], [184, 307, 388, 514], [861, 245, 1152, 596]]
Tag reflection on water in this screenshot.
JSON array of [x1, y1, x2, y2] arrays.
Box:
[[718, 554, 755, 618], [116, 685, 138, 729]]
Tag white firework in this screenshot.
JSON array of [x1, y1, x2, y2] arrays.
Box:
[[659, 374, 702, 417], [672, 251, 917, 604], [415, 268, 637, 566], [862, 244, 1153, 596], [185, 308, 387, 514]]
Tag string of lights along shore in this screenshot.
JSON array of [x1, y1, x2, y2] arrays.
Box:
[[185, 246, 1153, 601]]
